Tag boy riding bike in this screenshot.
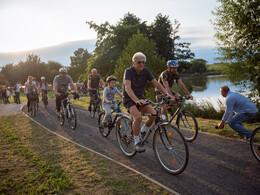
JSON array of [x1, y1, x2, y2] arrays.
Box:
[[102, 76, 123, 125]]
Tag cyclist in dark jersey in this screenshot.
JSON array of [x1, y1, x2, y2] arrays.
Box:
[[155, 60, 193, 116], [123, 52, 171, 152], [87, 68, 105, 111]]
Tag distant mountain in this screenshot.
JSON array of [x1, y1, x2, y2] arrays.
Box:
[[0, 39, 96, 67], [0, 39, 219, 68]]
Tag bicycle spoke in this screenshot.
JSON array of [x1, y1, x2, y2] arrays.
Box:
[[153, 124, 189, 175]]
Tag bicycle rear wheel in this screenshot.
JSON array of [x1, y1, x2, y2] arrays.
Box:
[[116, 116, 136, 157], [98, 112, 111, 137], [153, 124, 189, 175], [68, 105, 77, 130], [250, 127, 260, 162], [43, 95, 47, 109], [176, 110, 198, 142]]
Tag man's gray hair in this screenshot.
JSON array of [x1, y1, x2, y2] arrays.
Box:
[[132, 52, 146, 62]]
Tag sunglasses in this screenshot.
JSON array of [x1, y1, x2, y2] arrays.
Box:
[[136, 61, 146, 64]]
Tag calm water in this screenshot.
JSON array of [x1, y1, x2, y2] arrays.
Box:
[[184, 75, 251, 108]]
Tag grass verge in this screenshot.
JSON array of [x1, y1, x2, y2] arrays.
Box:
[[0, 114, 170, 194]]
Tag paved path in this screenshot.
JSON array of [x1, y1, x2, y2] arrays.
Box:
[[0, 102, 26, 116], [19, 99, 260, 194]]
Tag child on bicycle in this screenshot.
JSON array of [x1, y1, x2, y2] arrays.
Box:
[[102, 76, 123, 124]]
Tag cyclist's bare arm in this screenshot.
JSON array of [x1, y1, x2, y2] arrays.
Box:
[[100, 79, 105, 88], [125, 80, 145, 105], [117, 92, 123, 98], [53, 83, 60, 96], [178, 79, 193, 100], [103, 93, 112, 104], [87, 80, 91, 90], [150, 79, 168, 96]]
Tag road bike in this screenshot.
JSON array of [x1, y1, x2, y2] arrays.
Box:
[[250, 127, 260, 162], [89, 88, 103, 118], [42, 90, 48, 109], [28, 92, 38, 117], [166, 96, 198, 142], [57, 92, 77, 130], [98, 100, 125, 137], [116, 98, 189, 175]]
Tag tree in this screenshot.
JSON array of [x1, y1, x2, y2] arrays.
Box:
[[172, 20, 195, 60], [114, 32, 165, 83], [190, 59, 207, 74], [85, 13, 149, 78], [212, 0, 260, 95], [69, 48, 92, 81], [150, 14, 195, 61]]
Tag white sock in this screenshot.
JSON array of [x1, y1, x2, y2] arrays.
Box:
[[134, 136, 140, 145], [141, 125, 149, 133]]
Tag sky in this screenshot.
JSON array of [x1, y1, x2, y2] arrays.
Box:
[[0, 0, 220, 54]]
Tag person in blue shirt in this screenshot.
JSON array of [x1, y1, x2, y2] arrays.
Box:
[[103, 76, 123, 124], [217, 85, 258, 140]]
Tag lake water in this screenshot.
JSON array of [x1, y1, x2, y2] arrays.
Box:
[[184, 75, 251, 108]]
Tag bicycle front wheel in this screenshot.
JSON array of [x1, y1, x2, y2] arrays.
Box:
[[153, 124, 189, 175], [116, 116, 136, 157], [68, 105, 77, 130], [250, 127, 260, 162], [176, 110, 198, 142], [98, 112, 111, 137], [58, 107, 65, 126]]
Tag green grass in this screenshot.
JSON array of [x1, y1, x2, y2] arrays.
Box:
[[0, 114, 169, 194]]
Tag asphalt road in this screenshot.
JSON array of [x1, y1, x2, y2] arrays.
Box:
[[22, 99, 260, 195]]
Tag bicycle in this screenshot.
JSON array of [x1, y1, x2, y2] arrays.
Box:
[[98, 100, 125, 137], [89, 88, 103, 118], [166, 96, 198, 142], [42, 90, 48, 109], [250, 127, 260, 162], [28, 92, 38, 117], [57, 92, 77, 130], [116, 97, 189, 175]]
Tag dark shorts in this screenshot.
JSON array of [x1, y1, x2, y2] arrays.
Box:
[[155, 90, 177, 102], [123, 99, 149, 112], [89, 90, 97, 98]]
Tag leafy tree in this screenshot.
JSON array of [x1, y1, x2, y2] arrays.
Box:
[[212, 0, 260, 95], [69, 48, 92, 81], [114, 32, 165, 83], [46, 61, 63, 82], [86, 13, 149, 78], [190, 59, 207, 74], [151, 14, 195, 61], [0, 73, 10, 86], [172, 20, 195, 61]]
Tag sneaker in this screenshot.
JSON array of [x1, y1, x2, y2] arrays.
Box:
[[135, 142, 146, 153]]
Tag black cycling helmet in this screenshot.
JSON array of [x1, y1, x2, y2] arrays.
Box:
[[106, 76, 117, 83]]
